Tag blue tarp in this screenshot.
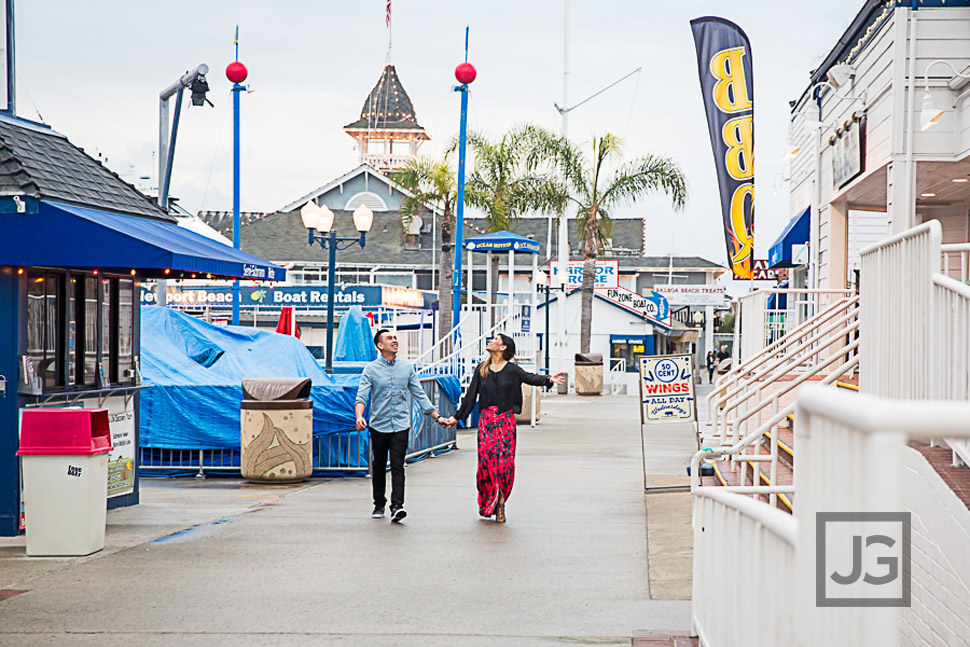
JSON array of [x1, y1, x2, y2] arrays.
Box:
[[334, 306, 377, 362], [139, 307, 463, 461], [140, 307, 357, 450]]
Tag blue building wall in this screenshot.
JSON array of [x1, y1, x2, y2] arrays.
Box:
[[0, 269, 20, 535]]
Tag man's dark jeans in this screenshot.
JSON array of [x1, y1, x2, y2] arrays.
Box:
[[371, 428, 408, 509]]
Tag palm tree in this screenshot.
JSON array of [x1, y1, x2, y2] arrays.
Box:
[[452, 125, 567, 322], [392, 157, 457, 340], [530, 132, 687, 353]]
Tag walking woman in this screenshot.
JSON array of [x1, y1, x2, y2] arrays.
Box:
[[706, 350, 716, 384], [443, 334, 565, 523]]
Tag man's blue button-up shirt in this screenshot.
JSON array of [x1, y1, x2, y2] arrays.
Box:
[[355, 355, 436, 433]]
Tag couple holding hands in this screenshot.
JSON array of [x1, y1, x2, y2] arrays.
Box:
[[355, 329, 565, 524]]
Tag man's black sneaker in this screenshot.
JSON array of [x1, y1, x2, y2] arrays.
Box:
[[390, 507, 407, 523], [371, 505, 385, 519]]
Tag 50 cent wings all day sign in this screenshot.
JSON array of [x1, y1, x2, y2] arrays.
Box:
[[639, 355, 696, 424]]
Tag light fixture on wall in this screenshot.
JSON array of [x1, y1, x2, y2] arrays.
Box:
[[920, 59, 970, 131]]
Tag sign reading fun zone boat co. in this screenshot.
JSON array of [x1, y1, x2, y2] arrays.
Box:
[[639, 355, 696, 424]]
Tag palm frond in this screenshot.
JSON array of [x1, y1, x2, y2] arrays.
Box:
[[601, 154, 688, 211]]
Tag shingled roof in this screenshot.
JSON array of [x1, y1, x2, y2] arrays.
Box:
[[0, 114, 171, 221], [343, 65, 427, 133], [212, 209, 649, 266]]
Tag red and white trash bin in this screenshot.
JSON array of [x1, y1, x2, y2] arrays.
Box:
[[17, 409, 113, 556]]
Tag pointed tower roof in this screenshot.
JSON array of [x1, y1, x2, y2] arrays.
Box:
[[343, 65, 429, 136]]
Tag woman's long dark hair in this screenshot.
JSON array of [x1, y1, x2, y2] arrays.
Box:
[[477, 334, 516, 378]]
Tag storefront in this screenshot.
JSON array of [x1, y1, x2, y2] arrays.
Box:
[[0, 115, 283, 536]]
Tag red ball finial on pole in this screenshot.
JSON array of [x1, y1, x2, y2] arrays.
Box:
[[226, 61, 248, 84], [455, 62, 477, 85]]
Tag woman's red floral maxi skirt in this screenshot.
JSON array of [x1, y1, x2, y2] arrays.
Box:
[[477, 406, 517, 517]]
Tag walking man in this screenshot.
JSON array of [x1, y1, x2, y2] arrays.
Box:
[[355, 329, 452, 523]]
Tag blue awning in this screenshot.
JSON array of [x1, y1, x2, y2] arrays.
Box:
[[465, 230, 541, 254], [0, 201, 285, 280], [768, 207, 810, 268]]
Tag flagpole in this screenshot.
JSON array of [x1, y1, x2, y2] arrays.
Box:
[[386, 0, 392, 63]]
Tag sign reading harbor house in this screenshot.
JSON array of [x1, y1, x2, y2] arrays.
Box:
[[141, 285, 430, 309], [549, 260, 619, 289]]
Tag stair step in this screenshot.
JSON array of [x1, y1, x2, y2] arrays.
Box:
[[909, 440, 970, 512]]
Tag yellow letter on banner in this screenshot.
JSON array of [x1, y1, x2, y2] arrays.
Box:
[[709, 47, 752, 114], [722, 116, 753, 181], [730, 183, 754, 275]]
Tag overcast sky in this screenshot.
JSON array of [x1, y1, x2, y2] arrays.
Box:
[[16, 1, 861, 287]]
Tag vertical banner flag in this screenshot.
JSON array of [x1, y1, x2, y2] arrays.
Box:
[[690, 17, 755, 279]]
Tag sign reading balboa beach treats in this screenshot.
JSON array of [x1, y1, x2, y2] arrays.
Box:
[[549, 260, 619, 289], [639, 355, 696, 424], [653, 285, 726, 307]]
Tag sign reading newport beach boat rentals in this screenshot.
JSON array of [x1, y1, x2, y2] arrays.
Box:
[[638, 355, 696, 424]]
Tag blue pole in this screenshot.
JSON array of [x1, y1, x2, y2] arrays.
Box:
[[453, 85, 468, 334], [325, 229, 337, 374], [231, 82, 241, 326]]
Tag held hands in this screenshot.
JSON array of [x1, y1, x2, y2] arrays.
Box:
[[549, 372, 567, 386], [437, 416, 457, 429], [355, 415, 367, 431]]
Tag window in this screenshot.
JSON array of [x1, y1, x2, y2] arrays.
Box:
[[117, 279, 135, 383], [101, 278, 112, 386], [84, 278, 98, 385], [24, 270, 136, 392]]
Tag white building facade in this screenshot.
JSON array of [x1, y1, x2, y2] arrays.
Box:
[[788, 0, 970, 291]]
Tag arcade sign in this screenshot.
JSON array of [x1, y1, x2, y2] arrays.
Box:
[[733, 259, 778, 281]]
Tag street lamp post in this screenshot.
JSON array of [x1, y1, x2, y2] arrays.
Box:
[[302, 201, 374, 374]]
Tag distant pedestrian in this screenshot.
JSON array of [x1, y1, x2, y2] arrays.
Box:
[[716, 344, 730, 363], [355, 329, 451, 523], [440, 334, 565, 523], [706, 351, 716, 384]]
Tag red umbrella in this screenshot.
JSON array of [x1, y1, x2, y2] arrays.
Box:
[[275, 306, 301, 338]]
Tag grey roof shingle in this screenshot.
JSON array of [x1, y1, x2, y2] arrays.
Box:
[[0, 115, 171, 220], [343, 65, 426, 133], [216, 209, 652, 266]]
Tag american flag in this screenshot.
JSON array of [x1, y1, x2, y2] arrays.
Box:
[[386, 0, 391, 27]]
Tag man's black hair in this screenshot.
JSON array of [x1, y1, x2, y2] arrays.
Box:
[[374, 328, 391, 346]]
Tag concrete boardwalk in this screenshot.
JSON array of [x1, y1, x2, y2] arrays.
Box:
[[0, 394, 693, 646]]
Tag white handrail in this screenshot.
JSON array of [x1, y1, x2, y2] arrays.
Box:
[[417, 308, 517, 381], [710, 299, 859, 445], [706, 295, 857, 424]]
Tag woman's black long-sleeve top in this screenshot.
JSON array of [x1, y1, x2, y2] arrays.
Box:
[[454, 362, 553, 423]]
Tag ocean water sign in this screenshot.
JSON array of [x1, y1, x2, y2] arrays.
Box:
[[639, 355, 696, 423]]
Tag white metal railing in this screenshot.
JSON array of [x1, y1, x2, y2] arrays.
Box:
[[859, 221, 940, 400], [931, 273, 970, 467], [692, 386, 970, 647], [417, 307, 533, 387], [861, 221, 970, 465], [941, 242, 970, 282], [608, 358, 627, 395], [737, 289, 854, 363], [691, 488, 796, 647], [707, 295, 859, 446]]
